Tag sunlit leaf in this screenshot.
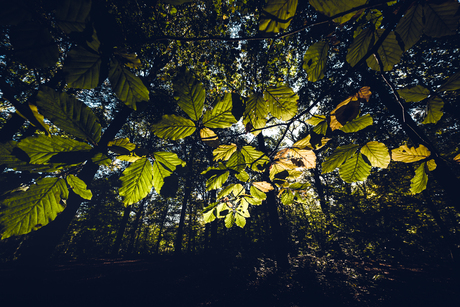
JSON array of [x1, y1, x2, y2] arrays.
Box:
[[360, 141, 390, 168], [108, 138, 136, 153], [0, 178, 68, 239], [397, 85, 430, 102], [202, 163, 230, 190], [152, 152, 185, 194], [313, 121, 328, 135], [250, 185, 267, 201], [36, 86, 101, 143], [200, 128, 219, 148], [259, 0, 298, 33], [152, 114, 196, 140], [203, 93, 237, 128], [213, 143, 237, 161], [265, 86, 298, 121], [410, 162, 428, 194], [280, 189, 294, 205], [226, 151, 246, 173], [91, 152, 111, 166], [347, 27, 374, 68], [322, 144, 360, 173], [224, 212, 235, 228], [330, 97, 359, 130], [302, 40, 329, 82], [422, 96, 444, 124], [116, 155, 142, 162], [241, 146, 270, 172], [64, 46, 101, 89], [391, 144, 431, 163], [276, 148, 316, 169], [366, 30, 403, 71], [243, 93, 268, 135], [305, 115, 326, 126], [309, 0, 367, 24], [338, 153, 371, 183], [253, 181, 274, 192], [109, 59, 149, 110], [235, 170, 250, 182], [66, 174, 92, 200], [340, 114, 373, 133], [395, 3, 424, 51], [55, 0, 92, 33], [427, 159, 437, 172], [119, 157, 153, 206], [217, 184, 239, 199], [174, 70, 205, 121], [454, 153, 460, 163]]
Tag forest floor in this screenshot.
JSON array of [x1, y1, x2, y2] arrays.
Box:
[[0, 254, 459, 306]]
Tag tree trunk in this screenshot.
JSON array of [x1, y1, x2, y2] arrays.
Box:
[[155, 204, 169, 254], [127, 199, 147, 256], [111, 205, 132, 257]]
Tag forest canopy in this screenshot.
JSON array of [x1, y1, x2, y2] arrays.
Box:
[[1, 0, 460, 268]]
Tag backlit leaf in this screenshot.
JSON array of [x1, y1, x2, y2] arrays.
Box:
[[397, 85, 430, 102], [200, 128, 219, 148], [338, 153, 371, 183], [302, 40, 329, 82], [243, 93, 268, 135], [427, 159, 437, 172], [55, 0, 91, 33], [340, 114, 373, 133], [36, 86, 101, 143], [203, 93, 237, 128], [226, 151, 246, 173], [423, 2, 460, 38], [391, 144, 431, 163], [347, 27, 374, 68], [253, 181, 274, 192], [119, 157, 153, 206], [213, 143, 237, 161], [235, 170, 250, 182], [366, 30, 403, 71], [306, 115, 326, 126], [241, 146, 270, 172], [322, 144, 359, 173], [309, 0, 367, 24], [259, 0, 298, 33], [174, 70, 205, 121], [0, 178, 68, 239], [265, 86, 298, 121], [422, 96, 444, 124], [64, 46, 101, 89], [108, 138, 136, 153], [152, 152, 185, 194], [360, 141, 390, 168], [152, 114, 196, 140], [66, 174, 92, 200], [410, 162, 428, 194], [395, 3, 424, 50]]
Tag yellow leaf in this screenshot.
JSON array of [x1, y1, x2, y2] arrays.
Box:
[[200, 128, 219, 148], [391, 144, 431, 163], [253, 181, 274, 192], [427, 159, 437, 171], [454, 153, 460, 163], [213, 143, 237, 161]]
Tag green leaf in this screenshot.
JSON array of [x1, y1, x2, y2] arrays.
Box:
[[203, 206, 217, 223], [366, 30, 403, 71], [226, 151, 246, 173], [338, 153, 371, 183], [203, 93, 237, 128], [422, 96, 444, 124], [91, 153, 111, 166], [423, 2, 460, 38], [152, 114, 196, 140], [174, 70, 205, 121], [265, 86, 299, 121], [36, 86, 101, 143], [410, 162, 428, 194], [119, 158, 153, 206], [347, 27, 374, 68], [203, 163, 230, 190], [152, 152, 185, 194], [0, 178, 68, 239], [243, 93, 268, 135], [305, 115, 326, 126], [55, 0, 92, 33], [10, 22, 59, 68], [235, 212, 247, 228], [66, 174, 92, 200], [280, 190, 294, 205], [236, 201, 250, 218], [322, 144, 360, 173], [18, 135, 92, 164], [310, 0, 367, 24], [392, 144, 431, 163], [302, 40, 329, 82], [109, 59, 149, 110], [241, 146, 270, 172], [108, 138, 136, 153], [259, 0, 298, 33], [235, 170, 250, 182], [360, 141, 390, 168], [395, 3, 424, 51], [200, 128, 219, 148], [64, 46, 101, 89], [217, 184, 238, 199], [213, 143, 237, 161], [439, 71, 460, 92], [397, 85, 430, 102], [225, 212, 235, 228], [313, 121, 328, 135], [340, 114, 373, 133]]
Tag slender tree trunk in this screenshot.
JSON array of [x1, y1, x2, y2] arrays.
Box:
[[127, 199, 147, 256], [155, 205, 169, 254], [112, 205, 132, 257]]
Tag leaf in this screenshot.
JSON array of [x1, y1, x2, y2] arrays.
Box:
[[119, 157, 153, 206], [275, 148, 316, 169], [253, 181, 274, 192], [330, 97, 360, 130], [26, 102, 50, 133], [306, 115, 326, 126], [422, 96, 444, 124], [366, 30, 403, 71], [340, 114, 373, 133], [64, 46, 101, 89], [235, 212, 246, 228], [66, 174, 92, 200], [423, 2, 460, 38], [236, 201, 250, 218], [309, 0, 367, 24], [117, 155, 142, 162], [202, 163, 229, 190], [226, 151, 246, 173], [259, 0, 298, 33], [18, 135, 92, 164], [36, 86, 101, 143], [391, 144, 431, 163], [174, 70, 205, 121], [203, 93, 237, 128], [439, 71, 460, 92], [410, 162, 428, 194], [338, 153, 372, 183], [454, 154, 460, 163], [313, 121, 328, 135], [265, 86, 299, 121], [250, 185, 267, 201], [213, 143, 237, 161], [108, 138, 136, 153], [109, 59, 150, 110], [241, 146, 270, 172], [55, 0, 92, 33], [0, 178, 68, 239], [397, 85, 430, 102], [322, 144, 360, 173], [152, 152, 185, 194], [302, 40, 329, 82], [280, 190, 294, 205], [235, 170, 250, 182], [0, 141, 59, 172], [225, 212, 235, 228], [217, 184, 240, 199], [200, 128, 219, 148], [427, 159, 437, 172], [347, 27, 374, 68], [243, 93, 268, 135], [152, 114, 196, 140], [91, 153, 111, 166], [395, 3, 424, 50], [360, 141, 390, 168], [10, 22, 59, 68]]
